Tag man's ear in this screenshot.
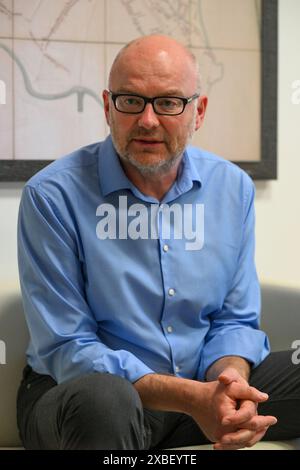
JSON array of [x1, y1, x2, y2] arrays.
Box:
[[195, 95, 208, 131], [102, 90, 111, 126]]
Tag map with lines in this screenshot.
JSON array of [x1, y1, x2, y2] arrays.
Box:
[[0, 0, 261, 163]]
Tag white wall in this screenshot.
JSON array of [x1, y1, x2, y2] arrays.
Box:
[[0, 182, 23, 286], [0, 0, 299, 288], [255, 0, 300, 288]]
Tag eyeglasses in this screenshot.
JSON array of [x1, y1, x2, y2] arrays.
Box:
[[108, 91, 199, 116]]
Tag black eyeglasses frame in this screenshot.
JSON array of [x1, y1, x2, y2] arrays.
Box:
[[108, 90, 200, 116]]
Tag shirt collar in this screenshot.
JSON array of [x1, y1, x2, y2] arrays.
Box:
[[177, 147, 202, 192], [98, 135, 202, 200], [98, 135, 133, 197]]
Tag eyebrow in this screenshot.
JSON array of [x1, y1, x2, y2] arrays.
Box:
[[114, 88, 185, 97]]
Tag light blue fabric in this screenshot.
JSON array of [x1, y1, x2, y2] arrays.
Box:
[[18, 135, 270, 384]]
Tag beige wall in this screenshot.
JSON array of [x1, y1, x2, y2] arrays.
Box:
[[0, 0, 299, 288]]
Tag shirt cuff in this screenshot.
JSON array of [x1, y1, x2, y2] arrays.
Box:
[[92, 350, 155, 384], [197, 328, 270, 381]]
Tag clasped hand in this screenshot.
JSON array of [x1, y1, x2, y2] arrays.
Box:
[[193, 368, 277, 450]]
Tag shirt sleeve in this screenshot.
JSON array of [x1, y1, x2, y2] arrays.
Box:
[[18, 185, 154, 384], [197, 179, 270, 381]]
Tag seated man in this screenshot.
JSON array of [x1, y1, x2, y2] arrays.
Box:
[[17, 34, 300, 450]]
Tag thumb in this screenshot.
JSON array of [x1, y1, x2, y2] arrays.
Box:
[[218, 374, 236, 386], [218, 368, 241, 385]]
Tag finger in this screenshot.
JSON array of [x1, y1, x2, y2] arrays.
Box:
[[245, 427, 269, 448], [219, 428, 256, 447], [213, 427, 270, 450], [225, 382, 269, 402], [230, 414, 278, 431], [217, 421, 275, 449], [222, 400, 257, 425], [218, 370, 241, 386], [213, 442, 243, 450], [213, 436, 258, 451]]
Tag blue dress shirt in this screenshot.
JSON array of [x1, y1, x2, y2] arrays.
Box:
[[18, 135, 270, 384]]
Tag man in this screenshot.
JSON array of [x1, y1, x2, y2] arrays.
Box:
[[17, 35, 299, 450]]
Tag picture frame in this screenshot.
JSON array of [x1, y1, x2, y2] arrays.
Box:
[[239, 0, 277, 180], [0, 0, 277, 182]]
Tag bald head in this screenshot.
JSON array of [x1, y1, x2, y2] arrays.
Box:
[[108, 35, 201, 93]]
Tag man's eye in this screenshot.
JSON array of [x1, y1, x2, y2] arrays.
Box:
[[157, 99, 180, 109], [124, 97, 142, 106]]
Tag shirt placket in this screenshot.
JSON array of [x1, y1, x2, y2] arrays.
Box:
[[157, 203, 181, 376]]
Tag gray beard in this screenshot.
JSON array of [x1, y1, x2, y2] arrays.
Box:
[[117, 149, 183, 176], [110, 106, 197, 176]]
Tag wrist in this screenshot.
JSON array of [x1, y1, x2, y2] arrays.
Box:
[[134, 373, 207, 415], [206, 356, 251, 382], [182, 379, 213, 415]]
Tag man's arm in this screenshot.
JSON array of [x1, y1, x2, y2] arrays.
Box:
[[18, 185, 154, 384], [134, 372, 276, 449], [134, 373, 200, 414]]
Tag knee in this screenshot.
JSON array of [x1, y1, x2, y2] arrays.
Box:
[[59, 373, 145, 448], [68, 373, 142, 415]]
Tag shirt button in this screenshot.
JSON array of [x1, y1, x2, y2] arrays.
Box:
[[175, 366, 180, 373], [167, 326, 173, 333], [163, 244, 169, 252], [168, 288, 175, 296]]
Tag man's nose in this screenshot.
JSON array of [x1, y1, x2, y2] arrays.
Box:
[[137, 103, 160, 129]]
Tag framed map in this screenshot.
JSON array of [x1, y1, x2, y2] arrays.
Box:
[[0, 0, 277, 181]]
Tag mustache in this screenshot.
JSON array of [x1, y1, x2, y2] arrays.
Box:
[[129, 131, 165, 140]]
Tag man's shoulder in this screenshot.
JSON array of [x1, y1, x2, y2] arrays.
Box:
[[186, 145, 253, 187], [25, 141, 102, 192]]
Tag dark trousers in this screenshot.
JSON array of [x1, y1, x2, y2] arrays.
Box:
[[16, 351, 300, 450]]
